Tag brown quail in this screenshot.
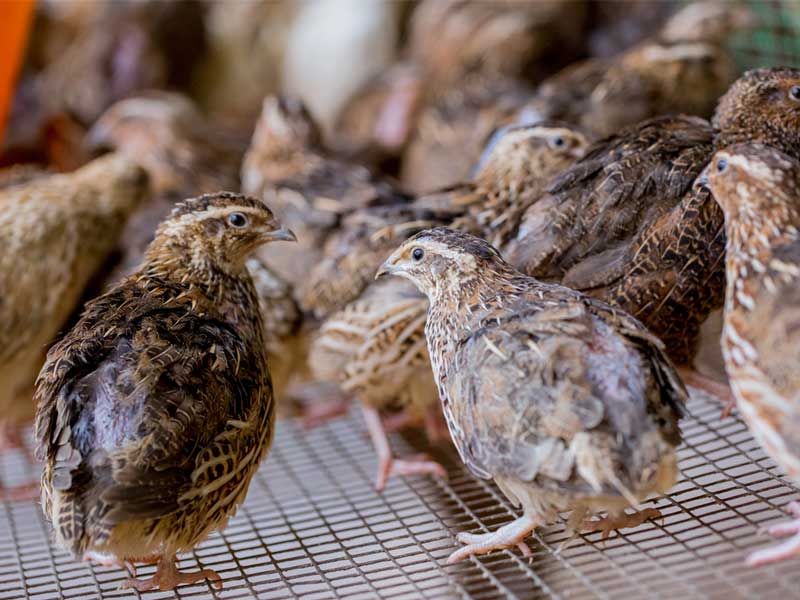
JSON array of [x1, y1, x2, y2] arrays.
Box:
[[377, 228, 685, 563], [702, 144, 800, 566], [311, 124, 588, 489], [34, 192, 295, 591], [507, 67, 800, 409], [0, 154, 147, 500]]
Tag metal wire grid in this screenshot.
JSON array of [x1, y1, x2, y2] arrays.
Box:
[[1, 390, 799, 600]]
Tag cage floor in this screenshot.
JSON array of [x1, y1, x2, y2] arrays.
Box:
[[1, 391, 799, 600]]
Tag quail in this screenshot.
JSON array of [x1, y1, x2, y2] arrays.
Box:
[[0, 154, 147, 500], [311, 124, 588, 489], [376, 228, 685, 563], [87, 93, 301, 403], [522, 0, 756, 139], [241, 94, 407, 284], [34, 192, 296, 591], [507, 67, 800, 410], [702, 144, 800, 566]]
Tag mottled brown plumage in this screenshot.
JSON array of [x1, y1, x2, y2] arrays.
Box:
[[34, 193, 295, 591], [310, 125, 588, 488], [703, 144, 800, 566], [87, 93, 302, 401], [0, 154, 147, 500], [241, 95, 407, 283], [377, 228, 685, 562], [522, 1, 755, 139], [507, 68, 800, 379]]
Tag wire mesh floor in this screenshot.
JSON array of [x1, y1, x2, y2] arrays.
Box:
[[1, 391, 799, 600]]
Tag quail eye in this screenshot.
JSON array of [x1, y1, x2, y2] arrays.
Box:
[[550, 136, 565, 148], [789, 85, 800, 101], [716, 158, 728, 173], [412, 248, 424, 261], [228, 212, 248, 228]]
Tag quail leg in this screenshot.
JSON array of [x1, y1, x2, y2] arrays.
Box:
[[447, 514, 539, 564], [746, 501, 800, 566], [581, 507, 663, 539], [301, 397, 351, 429], [678, 367, 736, 417], [0, 420, 39, 502], [423, 404, 450, 443], [361, 404, 446, 491], [121, 554, 222, 591], [84, 551, 136, 577]]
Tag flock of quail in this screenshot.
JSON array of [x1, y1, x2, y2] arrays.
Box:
[[3, 0, 800, 592]]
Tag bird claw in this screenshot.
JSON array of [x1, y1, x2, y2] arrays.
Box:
[[120, 557, 222, 591], [581, 507, 662, 539], [746, 502, 800, 566], [447, 515, 537, 564], [375, 454, 447, 491]]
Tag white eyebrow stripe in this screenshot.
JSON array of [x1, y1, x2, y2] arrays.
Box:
[[197, 206, 265, 220]]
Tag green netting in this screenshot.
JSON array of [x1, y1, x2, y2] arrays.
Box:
[[729, 0, 800, 69]]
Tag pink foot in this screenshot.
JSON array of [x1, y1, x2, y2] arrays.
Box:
[[447, 514, 539, 564], [375, 453, 447, 492], [747, 501, 800, 566], [678, 368, 735, 418], [120, 555, 222, 591], [361, 404, 446, 491]]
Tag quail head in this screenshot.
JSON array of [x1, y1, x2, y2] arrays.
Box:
[[702, 144, 800, 566], [34, 192, 295, 591], [0, 154, 147, 501], [377, 228, 686, 562], [241, 94, 406, 283], [507, 67, 800, 409]]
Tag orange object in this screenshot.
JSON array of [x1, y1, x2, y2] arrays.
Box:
[[0, 0, 35, 146]]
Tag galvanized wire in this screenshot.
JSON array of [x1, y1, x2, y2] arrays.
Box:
[[1, 390, 799, 600]]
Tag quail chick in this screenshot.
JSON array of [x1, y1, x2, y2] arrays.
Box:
[[241, 95, 407, 283], [377, 228, 685, 562], [522, 0, 756, 139], [702, 145, 800, 566], [0, 154, 147, 500], [34, 193, 296, 591], [508, 67, 800, 408], [311, 124, 588, 489]]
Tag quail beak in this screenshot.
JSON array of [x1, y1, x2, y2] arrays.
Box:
[[694, 166, 710, 191], [262, 226, 297, 243], [375, 260, 399, 279]]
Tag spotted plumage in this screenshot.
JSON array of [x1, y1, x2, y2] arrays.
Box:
[[377, 228, 685, 563], [703, 145, 800, 566], [34, 193, 295, 591]]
